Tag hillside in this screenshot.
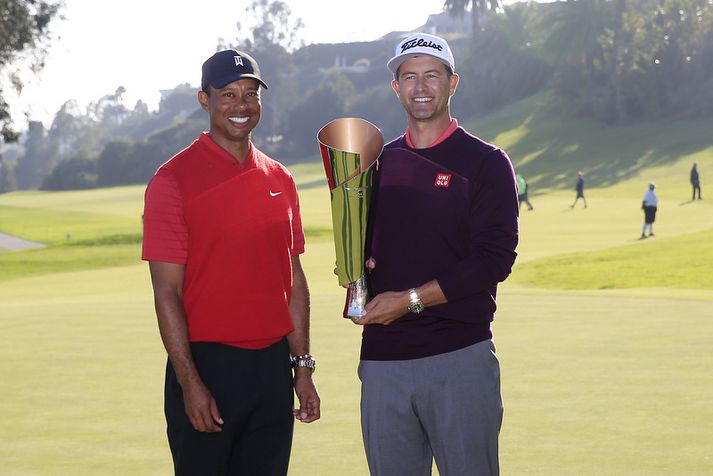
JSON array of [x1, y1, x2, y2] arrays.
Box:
[[467, 91, 713, 193], [1, 91, 712, 290]]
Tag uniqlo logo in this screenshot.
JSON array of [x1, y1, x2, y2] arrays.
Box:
[[434, 173, 452, 187]]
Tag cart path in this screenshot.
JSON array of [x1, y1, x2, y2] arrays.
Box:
[[0, 232, 46, 251]]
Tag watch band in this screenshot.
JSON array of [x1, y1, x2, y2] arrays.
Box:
[[292, 354, 317, 372], [407, 288, 425, 314]]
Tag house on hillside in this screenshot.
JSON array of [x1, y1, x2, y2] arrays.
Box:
[[381, 12, 471, 42], [328, 55, 371, 74], [421, 12, 472, 36]]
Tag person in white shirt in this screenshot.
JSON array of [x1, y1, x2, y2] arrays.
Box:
[[641, 182, 658, 239]]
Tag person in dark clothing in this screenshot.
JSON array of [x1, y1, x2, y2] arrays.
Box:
[[352, 33, 519, 476], [571, 171, 587, 208], [690, 162, 702, 200]]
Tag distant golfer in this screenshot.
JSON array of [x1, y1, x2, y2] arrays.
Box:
[[641, 182, 658, 239], [571, 171, 587, 208], [690, 162, 702, 200], [516, 174, 534, 211]]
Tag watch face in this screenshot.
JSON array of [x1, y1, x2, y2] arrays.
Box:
[[409, 302, 425, 314]]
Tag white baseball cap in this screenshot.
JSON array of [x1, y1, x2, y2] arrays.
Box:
[[387, 33, 455, 76]]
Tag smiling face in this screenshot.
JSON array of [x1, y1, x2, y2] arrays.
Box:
[[198, 78, 261, 151], [391, 55, 459, 125]]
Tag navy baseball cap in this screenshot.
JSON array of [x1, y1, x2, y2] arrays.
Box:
[[201, 49, 268, 92]]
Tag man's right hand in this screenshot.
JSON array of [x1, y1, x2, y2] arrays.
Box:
[[183, 380, 223, 432]]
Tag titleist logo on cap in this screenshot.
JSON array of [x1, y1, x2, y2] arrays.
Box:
[[386, 33, 454, 74], [400, 38, 444, 54]]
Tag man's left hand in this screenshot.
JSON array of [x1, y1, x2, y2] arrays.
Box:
[[353, 291, 409, 326], [293, 371, 320, 423]]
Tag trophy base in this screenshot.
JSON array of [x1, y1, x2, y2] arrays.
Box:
[[342, 275, 369, 320], [345, 306, 365, 319]]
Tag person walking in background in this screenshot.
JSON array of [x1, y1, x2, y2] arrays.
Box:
[[516, 173, 534, 211], [690, 162, 702, 200], [142, 49, 319, 475], [353, 33, 519, 476], [571, 171, 587, 208], [641, 182, 658, 239]]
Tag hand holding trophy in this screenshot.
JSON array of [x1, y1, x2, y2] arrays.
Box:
[[317, 118, 384, 319]]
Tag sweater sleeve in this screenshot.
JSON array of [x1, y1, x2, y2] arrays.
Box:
[[435, 149, 519, 301]]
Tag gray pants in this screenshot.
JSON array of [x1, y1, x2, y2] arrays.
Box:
[[359, 340, 502, 476]]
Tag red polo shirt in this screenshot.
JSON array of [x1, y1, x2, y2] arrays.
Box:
[[142, 133, 304, 349]]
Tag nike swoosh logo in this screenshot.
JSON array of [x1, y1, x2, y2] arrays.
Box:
[[269, 191, 283, 197]]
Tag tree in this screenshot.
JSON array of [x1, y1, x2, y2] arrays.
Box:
[[444, 0, 503, 37], [540, 0, 619, 120], [45, 100, 99, 163], [233, 0, 304, 52], [40, 154, 96, 190], [621, 0, 713, 118], [0, 156, 17, 193], [88, 86, 129, 128], [284, 70, 355, 158], [96, 138, 134, 186], [0, 0, 62, 144], [221, 0, 304, 154], [14, 120, 49, 188], [541, 0, 713, 121], [458, 3, 551, 114], [158, 84, 199, 117]]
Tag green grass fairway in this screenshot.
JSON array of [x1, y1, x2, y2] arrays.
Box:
[[1, 257, 712, 475], [0, 186, 146, 218], [2, 93, 713, 474], [496, 283, 713, 475], [0, 205, 140, 244], [515, 227, 713, 290]]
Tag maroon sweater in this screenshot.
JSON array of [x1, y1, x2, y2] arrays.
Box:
[[361, 127, 519, 360]]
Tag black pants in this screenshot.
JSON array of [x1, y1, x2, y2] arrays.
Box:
[[692, 183, 701, 200], [165, 339, 294, 475]]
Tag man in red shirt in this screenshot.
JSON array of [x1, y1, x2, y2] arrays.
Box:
[[142, 49, 319, 475]]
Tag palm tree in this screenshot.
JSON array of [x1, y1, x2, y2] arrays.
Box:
[[443, 0, 504, 37], [541, 0, 615, 72], [541, 0, 617, 118]]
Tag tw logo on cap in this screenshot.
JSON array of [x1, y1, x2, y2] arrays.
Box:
[[234, 55, 243, 66]]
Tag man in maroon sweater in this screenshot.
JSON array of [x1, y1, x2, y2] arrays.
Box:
[[354, 33, 519, 475]]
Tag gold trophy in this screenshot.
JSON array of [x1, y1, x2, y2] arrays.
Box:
[[317, 118, 384, 319]]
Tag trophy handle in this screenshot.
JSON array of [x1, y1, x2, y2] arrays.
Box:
[[343, 274, 369, 319]]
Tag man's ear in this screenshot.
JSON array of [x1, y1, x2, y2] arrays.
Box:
[[197, 90, 210, 112], [391, 79, 400, 98], [449, 73, 460, 97]]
